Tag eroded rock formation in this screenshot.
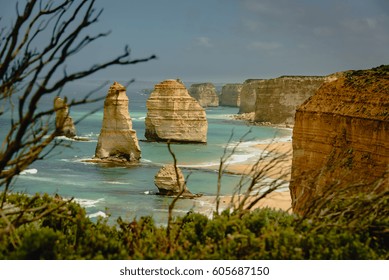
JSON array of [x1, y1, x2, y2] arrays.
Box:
[[154, 164, 193, 197], [220, 83, 242, 107], [254, 76, 327, 125], [145, 79, 208, 143], [188, 83, 219, 107], [54, 97, 76, 138], [290, 66, 389, 214], [239, 79, 264, 113], [94, 82, 141, 163]]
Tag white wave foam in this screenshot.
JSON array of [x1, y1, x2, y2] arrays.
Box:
[[20, 168, 38, 175], [87, 211, 107, 218], [74, 198, 104, 208], [103, 181, 128, 185]]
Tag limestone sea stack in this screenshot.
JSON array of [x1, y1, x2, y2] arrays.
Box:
[[145, 79, 208, 143], [219, 83, 242, 107], [94, 82, 141, 163], [188, 83, 219, 107], [239, 79, 264, 113], [290, 66, 389, 214], [54, 97, 76, 138], [154, 164, 193, 197]]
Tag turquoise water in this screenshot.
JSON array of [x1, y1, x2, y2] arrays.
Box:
[[1, 81, 291, 224]]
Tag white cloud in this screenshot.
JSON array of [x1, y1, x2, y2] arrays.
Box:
[[195, 36, 213, 48], [247, 41, 282, 51]]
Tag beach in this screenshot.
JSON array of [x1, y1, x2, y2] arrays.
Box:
[[195, 139, 293, 214]]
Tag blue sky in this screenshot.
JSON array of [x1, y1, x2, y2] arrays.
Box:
[[1, 0, 389, 83]]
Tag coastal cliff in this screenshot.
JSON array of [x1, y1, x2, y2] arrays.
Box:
[[219, 83, 242, 107], [188, 83, 219, 107], [290, 66, 389, 214], [94, 82, 141, 163], [239, 79, 264, 113], [54, 97, 76, 138], [145, 79, 208, 143], [254, 76, 327, 125]]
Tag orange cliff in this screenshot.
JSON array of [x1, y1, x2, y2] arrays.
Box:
[[290, 66, 389, 214]]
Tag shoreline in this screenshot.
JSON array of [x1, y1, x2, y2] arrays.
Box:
[[193, 137, 293, 214]]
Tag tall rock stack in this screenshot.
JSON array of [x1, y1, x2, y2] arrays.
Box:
[[220, 83, 242, 107], [94, 82, 141, 163], [254, 76, 327, 125], [54, 97, 76, 138], [188, 83, 219, 107], [290, 66, 389, 214], [145, 79, 208, 143]]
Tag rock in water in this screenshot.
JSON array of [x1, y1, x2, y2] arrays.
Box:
[[188, 83, 219, 107], [145, 79, 208, 143], [94, 82, 141, 163], [54, 97, 76, 138], [290, 66, 389, 214], [154, 164, 193, 197], [220, 83, 242, 107]]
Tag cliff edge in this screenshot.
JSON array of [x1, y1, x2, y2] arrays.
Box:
[[290, 66, 389, 214]]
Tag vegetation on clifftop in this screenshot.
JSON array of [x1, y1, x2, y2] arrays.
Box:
[[0, 191, 387, 260]]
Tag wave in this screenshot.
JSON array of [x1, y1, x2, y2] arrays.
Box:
[[74, 197, 104, 208], [20, 168, 38, 175], [87, 211, 107, 218], [103, 181, 129, 185]]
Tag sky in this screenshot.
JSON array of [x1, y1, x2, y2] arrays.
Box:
[[1, 0, 389, 83]]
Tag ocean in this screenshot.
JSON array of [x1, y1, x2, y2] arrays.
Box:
[[1, 80, 292, 225]]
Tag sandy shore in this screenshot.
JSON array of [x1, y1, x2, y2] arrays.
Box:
[[195, 140, 293, 214]]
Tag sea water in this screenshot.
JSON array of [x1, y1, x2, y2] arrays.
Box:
[[0, 80, 291, 225]]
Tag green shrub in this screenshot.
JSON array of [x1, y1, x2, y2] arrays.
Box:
[[0, 193, 387, 259]]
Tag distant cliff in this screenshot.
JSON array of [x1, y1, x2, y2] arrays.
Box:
[[254, 76, 327, 125], [290, 66, 389, 214], [239, 79, 264, 113], [219, 83, 242, 107], [188, 83, 219, 107], [145, 79, 208, 143]]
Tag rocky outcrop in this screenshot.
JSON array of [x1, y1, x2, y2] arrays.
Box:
[[154, 164, 193, 197], [220, 83, 242, 107], [290, 66, 389, 214], [254, 76, 327, 125], [188, 83, 219, 107], [94, 82, 141, 163], [239, 79, 264, 113], [54, 97, 76, 138], [145, 79, 208, 143]]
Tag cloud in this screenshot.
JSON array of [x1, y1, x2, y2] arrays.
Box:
[[195, 36, 213, 48], [247, 41, 282, 51]]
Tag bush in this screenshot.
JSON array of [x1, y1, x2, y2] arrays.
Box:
[[0, 193, 387, 259]]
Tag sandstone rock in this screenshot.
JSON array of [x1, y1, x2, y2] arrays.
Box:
[[254, 76, 327, 125], [54, 97, 76, 138], [290, 66, 389, 214], [94, 82, 141, 163], [188, 83, 219, 107], [145, 79, 208, 143], [154, 164, 193, 197], [220, 83, 242, 107], [239, 79, 264, 113]]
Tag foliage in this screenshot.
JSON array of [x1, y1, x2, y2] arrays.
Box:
[[0, 192, 387, 260]]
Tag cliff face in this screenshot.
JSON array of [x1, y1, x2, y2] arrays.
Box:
[[54, 97, 76, 138], [254, 76, 327, 125], [219, 83, 242, 107], [239, 79, 264, 113], [94, 82, 141, 163], [290, 66, 389, 214], [145, 79, 208, 143], [188, 83, 219, 107]]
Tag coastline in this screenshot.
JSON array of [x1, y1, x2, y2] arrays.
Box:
[[193, 136, 293, 214]]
